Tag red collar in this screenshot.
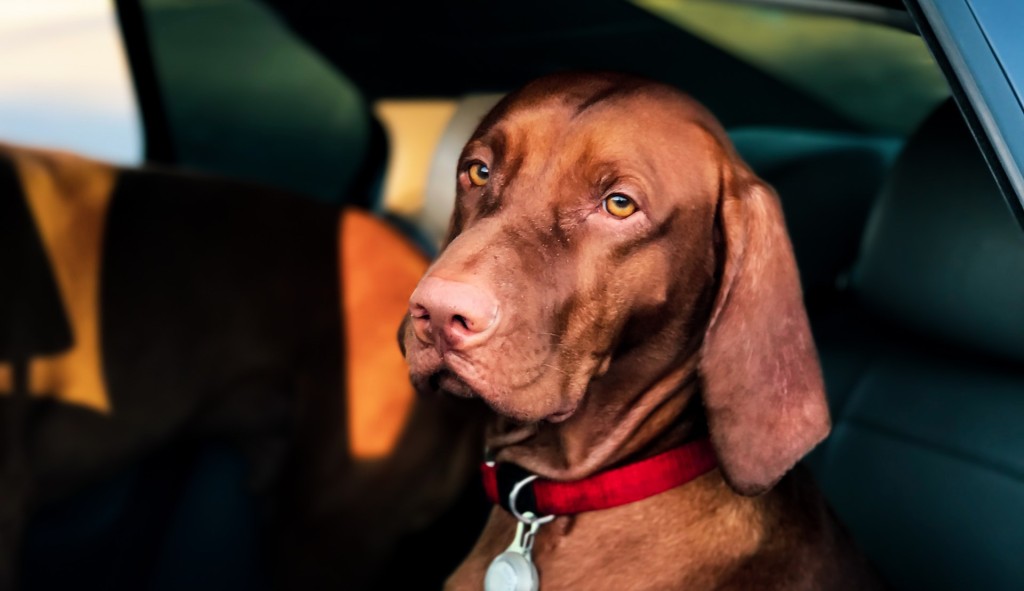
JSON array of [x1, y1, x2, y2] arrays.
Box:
[[482, 438, 717, 516]]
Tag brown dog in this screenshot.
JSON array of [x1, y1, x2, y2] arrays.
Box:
[[401, 72, 882, 590]]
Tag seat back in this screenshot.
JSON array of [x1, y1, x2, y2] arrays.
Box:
[[730, 127, 901, 293], [807, 101, 1024, 590], [139, 0, 377, 205], [2, 139, 466, 589]]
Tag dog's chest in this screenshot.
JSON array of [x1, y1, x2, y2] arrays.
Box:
[[448, 500, 750, 591]]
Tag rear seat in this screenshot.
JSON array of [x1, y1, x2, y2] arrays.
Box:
[[6, 3, 439, 585], [731, 127, 901, 294], [3, 146, 435, 588], [141, 0, 380, 206], [804, 101, 1024, 590]]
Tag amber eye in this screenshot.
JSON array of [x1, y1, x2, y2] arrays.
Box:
[[603, 194, 637, 218], [468, 162, 490, 186]]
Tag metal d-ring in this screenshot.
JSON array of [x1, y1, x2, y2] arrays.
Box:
[[509, 475, 555, 526]]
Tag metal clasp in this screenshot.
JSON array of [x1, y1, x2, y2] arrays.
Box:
[[509, 474, 554, 526]]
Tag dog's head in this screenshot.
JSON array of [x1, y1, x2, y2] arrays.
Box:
[[401, 72, 829, 495]]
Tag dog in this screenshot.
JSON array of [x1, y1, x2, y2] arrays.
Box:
[[401, 72, 883, 590]]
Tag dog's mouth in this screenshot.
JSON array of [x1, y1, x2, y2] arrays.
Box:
[[429, 368, 479, 399], [420, 360, 583, 424], [546, 407, 577, 423], [405, 324, 610, 424]]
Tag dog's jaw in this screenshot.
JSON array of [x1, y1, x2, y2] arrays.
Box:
[[484, 351, 707, 482], [406, 338, 597, 425]]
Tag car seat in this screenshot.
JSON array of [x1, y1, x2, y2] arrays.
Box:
[[804, 100, 1024, 590], [128, 0, 382, 206], [5, 111, 427, 591]]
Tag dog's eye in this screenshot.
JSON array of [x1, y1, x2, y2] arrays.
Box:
[[468, 163, 490, 187], [603, 194, 637, 218]]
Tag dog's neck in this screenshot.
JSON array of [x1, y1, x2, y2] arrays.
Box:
[[484, 342, 705, 482]]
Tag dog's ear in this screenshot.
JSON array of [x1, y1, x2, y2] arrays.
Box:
[[699, 164, 830, 496]]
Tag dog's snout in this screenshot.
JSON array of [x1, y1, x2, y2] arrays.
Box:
[[409, 277, 499, 350]]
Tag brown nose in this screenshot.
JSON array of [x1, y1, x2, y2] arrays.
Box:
[[409, 277, 499, 350]]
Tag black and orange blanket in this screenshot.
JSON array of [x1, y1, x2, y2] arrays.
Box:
[[0, 144, 483, 590]]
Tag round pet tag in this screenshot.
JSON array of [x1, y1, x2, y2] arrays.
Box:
[[484, 550, 539, 591]]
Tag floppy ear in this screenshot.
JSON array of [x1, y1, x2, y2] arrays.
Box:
[[700, 164, 830, 496]]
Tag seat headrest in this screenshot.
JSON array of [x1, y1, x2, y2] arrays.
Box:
[[418, 93, 505, 250], [852, 100, 1024, 361]]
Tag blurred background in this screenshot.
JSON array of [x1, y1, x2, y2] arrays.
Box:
[[0, 0, 950, 214], [2, 1, 1023, 591], [0, 1, 141, 163]]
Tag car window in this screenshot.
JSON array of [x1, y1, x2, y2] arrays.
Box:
[[634, 0, 950, 135], [907, 0, 1024, 225], [0, 0, 142, 164]]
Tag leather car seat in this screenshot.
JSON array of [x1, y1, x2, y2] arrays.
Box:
[[730, 127, 901, 294], [140, 0, 381, 206], [805, 100, 1024, 590]]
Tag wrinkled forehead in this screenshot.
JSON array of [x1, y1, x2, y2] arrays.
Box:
[[465, 85, 724, 199], [477, 75, 725, 138]]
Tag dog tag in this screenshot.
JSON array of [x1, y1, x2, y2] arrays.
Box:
[[484, 518, 542, 591]]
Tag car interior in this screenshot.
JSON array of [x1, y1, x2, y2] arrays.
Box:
[[2, 0, 1022, 589]]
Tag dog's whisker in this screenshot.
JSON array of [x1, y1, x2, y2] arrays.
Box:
[[541, 363, 570, 377], [537, 332, 569, 349]]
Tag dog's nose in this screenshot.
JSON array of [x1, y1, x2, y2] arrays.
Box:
[[409, 277, 499, 350]]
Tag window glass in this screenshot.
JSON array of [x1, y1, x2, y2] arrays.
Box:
[[634, 0, 950, 135], [0, 1, 142, 164]]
